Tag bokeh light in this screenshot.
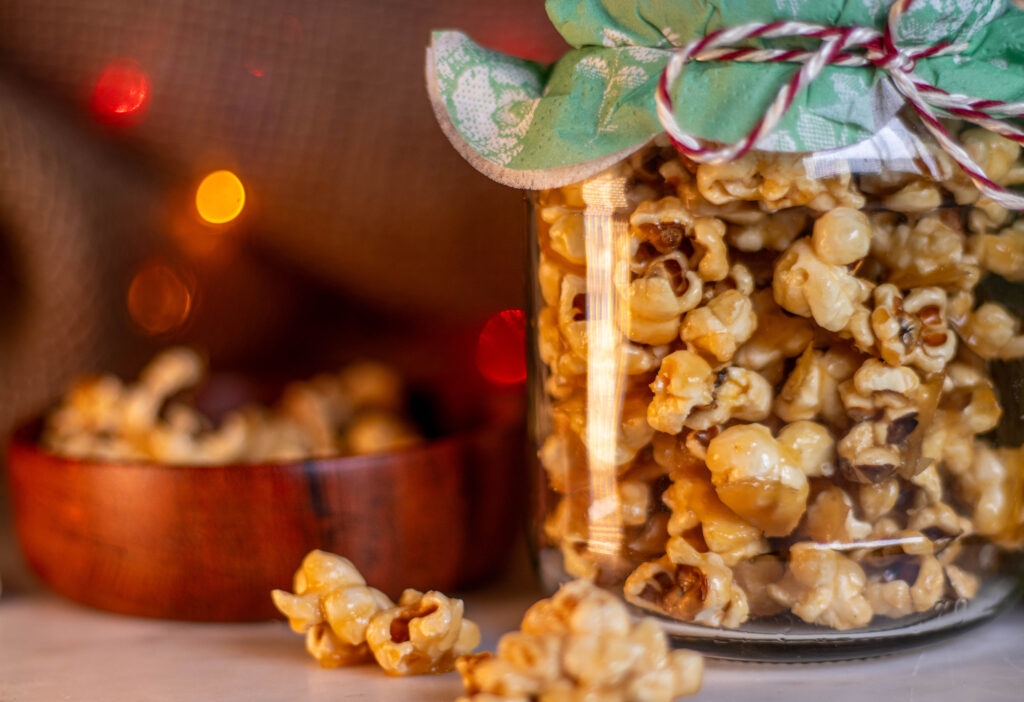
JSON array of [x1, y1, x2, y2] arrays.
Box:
[[195, 170, 246, 224], [127, 261, 194, 335], [91, 58, 150, 125], [476, 309, 527, 385]]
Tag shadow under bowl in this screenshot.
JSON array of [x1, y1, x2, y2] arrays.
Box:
[[6, 404, 525, 621]]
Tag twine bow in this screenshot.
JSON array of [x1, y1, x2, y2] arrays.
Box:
[[655, 0, 1024, 210]]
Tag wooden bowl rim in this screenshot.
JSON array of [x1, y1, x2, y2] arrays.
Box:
[[7, 411, 520, 475]]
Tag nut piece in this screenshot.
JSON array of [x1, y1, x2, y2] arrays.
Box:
[[767, 544, 873, 630], [705, 424, 810, 536], [647, 350, 715, 434], [624, 539, 750, 628], [271, 550, 393, 668], [457, 580, 703, 702], [366, 588, 480, 676]]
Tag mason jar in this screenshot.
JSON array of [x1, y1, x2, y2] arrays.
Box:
[[528, 125, 1024, 661]]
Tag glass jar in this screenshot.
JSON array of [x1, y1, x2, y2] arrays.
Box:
[[528, 124, 1024, 661]]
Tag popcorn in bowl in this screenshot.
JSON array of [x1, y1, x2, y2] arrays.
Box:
[[41, 348, 422, 464]]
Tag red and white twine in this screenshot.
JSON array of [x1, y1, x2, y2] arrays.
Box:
[[655, 0, 1024, 210]]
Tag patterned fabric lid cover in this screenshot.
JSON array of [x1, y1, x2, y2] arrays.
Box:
[[426, 0, 1024, 188]]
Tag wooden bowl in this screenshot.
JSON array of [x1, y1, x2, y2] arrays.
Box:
[[6, 395, 525, 621]]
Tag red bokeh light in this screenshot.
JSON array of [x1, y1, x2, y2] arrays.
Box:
[[91, 58, 151, 125], [476, 309, 527, 385]]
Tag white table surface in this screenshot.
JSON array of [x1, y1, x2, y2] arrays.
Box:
[[2, 522, 1022, 702]]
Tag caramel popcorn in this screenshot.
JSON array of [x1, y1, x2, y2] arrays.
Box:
[[627, 252, 703, 345], [955, 301, 1024, 360], [972, 219, 1024, 281], [274, 551, 479, 675], [679, 289, 757, 362], [366, 588, 480, 676], [533, 133, 1024, 636], [647, 350, 714, 434], [767, 544, 872, 630], [705, 424, 809, 537], [774, 238, 874, 344], [684, 366, 772, 431], [625, 539, 750, 628], [630, 198, 730, 282], [43, 350, 423, 464], [457, 580, 703, 702], [663, 463, 767, 566], [271, 550, 393, 668], [871, 285, 957, 373]]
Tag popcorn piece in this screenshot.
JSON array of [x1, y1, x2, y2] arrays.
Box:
[[629, 197, 729, 281], [548, 212, 587, 265], [871, 214, 979, 291], [864, 555, 945, 619], [922, 363, 1001, 475], [871, 284, 957, 373], [663, 464, 767, 566], [554, 390, 656, 469], [647, 350, 715, 434], [733, 290, 815, 382], [811, 207, 871, 265], [837, 359, 930, 483], [457, 580, 703, 702], [624, 540, 750, 628], [627, 252, 703, 345], [366, 588, 480, 676], [537, 306, 585, 400], [538, 252, 566, 307], [962, 128, 1022, 185], [802, 485, 872, 544], [773, 238, 874, 346], [955, 301, 1024, 360], [732, 556, 787, 616], [858, 479, 901, 523], [271, 550, 393, 668], [777, 421, 836, 478], [705, 423, 809, 536], [958, 445, 1024, 547], [972, 218, 1024, 282], [767, 544, 872, 630], [882, 180, 943, 214], [680, 289, 758, 362], [696, 152, 864, 212], [685, 366, 773, 431], [727, 208, 809, 252], [343, 410, 421, 456]]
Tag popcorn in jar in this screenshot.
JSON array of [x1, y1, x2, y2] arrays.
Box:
[[430, 0, 1024, 660]]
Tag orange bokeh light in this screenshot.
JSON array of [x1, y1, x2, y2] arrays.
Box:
[[195, 170, 246, 224], [91, 58, 151, 125], [476, 309, 527, 385], [127, 261, 193, 335]]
